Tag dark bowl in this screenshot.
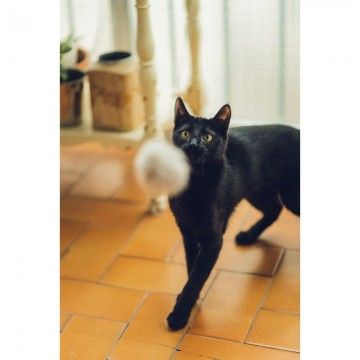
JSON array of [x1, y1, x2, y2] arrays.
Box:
[[99, 51, 131, 64]]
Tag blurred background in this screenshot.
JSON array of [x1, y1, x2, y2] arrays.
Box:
[[61, 0, 299, 127]]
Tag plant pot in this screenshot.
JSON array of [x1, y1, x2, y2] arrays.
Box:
[[87, 51, 144, 131], [60, 69, 85, 126]]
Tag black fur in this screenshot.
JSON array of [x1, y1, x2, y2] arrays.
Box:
[[167, 98, 300, 330]]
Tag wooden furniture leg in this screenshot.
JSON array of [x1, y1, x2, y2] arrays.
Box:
[[183, 0, 204, 115], [135, 0, 167, 214]]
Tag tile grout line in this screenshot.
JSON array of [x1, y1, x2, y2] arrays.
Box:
[[270, 247, 286, 277], [60, 221, 90, 259], [165, 240, 182, 263], [243, 273, 276, 344], [244, 340, 300, 354], [105, 292, 150, 360], [60, 313, 73, 333], [61, 265, 277, 295], [174, 332, 300, 355], [260, 307, 300, 316], [61, 276, 217, 303], [166, 257, 278, 278], [96, 212, 149, 283], [61, 153, 102, 198], [59, 311, 135, 325]]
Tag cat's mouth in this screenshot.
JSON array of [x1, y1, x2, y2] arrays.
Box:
[[184, 148, 203, 163]]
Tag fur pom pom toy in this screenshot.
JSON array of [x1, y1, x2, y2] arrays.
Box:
[[134, 138, 191, 197]]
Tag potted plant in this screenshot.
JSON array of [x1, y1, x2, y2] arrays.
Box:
[[60, 34, 85, 126]]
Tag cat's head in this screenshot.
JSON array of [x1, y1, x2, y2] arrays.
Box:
[[172, 97, 231, 166]]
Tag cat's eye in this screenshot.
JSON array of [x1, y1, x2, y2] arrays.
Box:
[[180, 130, 190, 139], [202, 133, 213, 142]]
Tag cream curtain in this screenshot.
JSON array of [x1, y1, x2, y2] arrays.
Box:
[[61, 0, 299, 125]]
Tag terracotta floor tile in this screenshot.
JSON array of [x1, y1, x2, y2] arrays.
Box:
[[60, 197, 146, 225], [189, 272, 269, 342], [179, 334, 300, 360], [60, 219, 86, 255], [115, 170, 149, 203], [61, 278, 145, 321], [262, 211, 300, 250], [61, 315, 126, 360], [123, 293, 187, 348], [101, 256, 216, 296], [70, 159, 124, 199], [60, 313, 71, 331], [224, 200, 258, 241], [60, 145, 301, 358], [109, 149, 149, 203], [109, 337, 173, 360], [60, 172, 79, 195], [61, 225, 137, 281], [264, 251, 300, 313], [60, 149, 99, 175], [172, 241, 284, 276], [102, 256, 187, 294], [246, 309, 300, 352], [121, 210, 181, 260]]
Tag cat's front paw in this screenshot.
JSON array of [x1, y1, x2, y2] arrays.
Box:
[[235, 231, 257, 245], [167, 310, 189, 331]]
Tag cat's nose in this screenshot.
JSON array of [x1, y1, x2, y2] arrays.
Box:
[[189, 138, 198, 147]]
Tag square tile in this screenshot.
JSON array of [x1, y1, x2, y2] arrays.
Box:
[[109, 337, 173, 360], [61, 315, 126, 360], [264, 250, 300, 313], [102, 256, 187, 294], [171, 241, 284, 276], [60, 219, 86, 255], [60, 152, 98, 175], [60, 197, 145, 225], [246, 309, 300, 352], [179, 334, 300, 360], [189, 272, 269, 342], [61, 225, 137, 281], [121, 210, 181, 260], [61, 278, 145, 321], [70, 159, 123, 199], [101, 256, 216, 296], [123, 293, 187, 348]]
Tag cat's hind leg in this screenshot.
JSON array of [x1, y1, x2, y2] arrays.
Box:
[[280, 186, 300, 216], [235, 191, 282, 245]]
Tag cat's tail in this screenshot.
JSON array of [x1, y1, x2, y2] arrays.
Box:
[[134, 138, 190, 197]]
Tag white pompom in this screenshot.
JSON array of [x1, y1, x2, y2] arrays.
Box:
[[134, 138, 190, 197]]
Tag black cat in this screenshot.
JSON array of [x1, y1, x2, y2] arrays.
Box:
[[167, 97, 300, 330]]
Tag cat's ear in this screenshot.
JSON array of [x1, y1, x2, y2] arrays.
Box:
[[174, 97, 190, 121], [214, 104, 231, 132]]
